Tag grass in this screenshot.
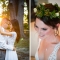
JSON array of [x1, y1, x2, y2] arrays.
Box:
[[15, 38, 29, 60], [15, 38, 29, 48]]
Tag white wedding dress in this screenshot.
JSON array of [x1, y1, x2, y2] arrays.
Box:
[[5, 32, 18, 60], [35, 39, 60, 60]]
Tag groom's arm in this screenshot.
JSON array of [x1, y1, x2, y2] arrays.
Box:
[[0, 27, 15, 50], [0, 27, 12, 36], [0, 40, 14, 50]]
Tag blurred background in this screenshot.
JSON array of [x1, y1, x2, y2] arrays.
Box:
[[30, 0, 60, 60]]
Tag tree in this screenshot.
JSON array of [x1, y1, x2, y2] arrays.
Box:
[[8, 0, 28, 38], [25, 0, 29, 24], [0, 0, 9, 18], [0, 0, 29, 39]]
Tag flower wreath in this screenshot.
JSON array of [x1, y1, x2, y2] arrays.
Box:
[[34, 3, 60, 19]]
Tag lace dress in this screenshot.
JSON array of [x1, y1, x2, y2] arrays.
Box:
[[48, 42, 60, 60], [5, 32, 18, 60], [35, 39, 60, 60]]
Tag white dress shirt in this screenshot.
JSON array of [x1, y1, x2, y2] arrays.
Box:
[[0, 26, 13, 50]]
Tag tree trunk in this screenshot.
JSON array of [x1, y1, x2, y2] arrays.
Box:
[[17, 0, 26, 38], [9, 0, 16, 20], [9, 0, 27, 38]]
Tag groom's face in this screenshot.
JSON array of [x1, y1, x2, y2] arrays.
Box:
[[1, 19, 9, 29], [1, 19, 13, 31]]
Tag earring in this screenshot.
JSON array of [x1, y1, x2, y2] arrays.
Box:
[[54, 29, 59, 36]]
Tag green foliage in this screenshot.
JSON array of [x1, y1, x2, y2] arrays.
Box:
[[34, 3, 60, 19], [15, 38, 29, 48], [36, 4, 45, 17], [24, 2, 29, 37], [24, 23, 29, 37], [0, 0, 9, 17], [24, 23, 29, 30], [49, 10, 56, 19]]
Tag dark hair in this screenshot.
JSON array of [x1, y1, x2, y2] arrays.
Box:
[[11, 19, 20, 42], [35, 4, 60, 28]]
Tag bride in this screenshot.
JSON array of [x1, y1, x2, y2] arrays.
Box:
[[34, 3, 60, 60]]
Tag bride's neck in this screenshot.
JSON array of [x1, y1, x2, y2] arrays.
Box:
[[45, 35, 60, 44]]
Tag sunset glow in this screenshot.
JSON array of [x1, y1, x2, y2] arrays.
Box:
[[0, 17, 2, 25], [0, 4, 3, 15]]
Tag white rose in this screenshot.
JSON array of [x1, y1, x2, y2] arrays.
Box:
[[42, 3, 45, 5], [55, 12, 59, 16], [33, 8, 37, 13]]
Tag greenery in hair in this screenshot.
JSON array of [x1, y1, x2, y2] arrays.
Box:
[[34, 3, 60, 19]]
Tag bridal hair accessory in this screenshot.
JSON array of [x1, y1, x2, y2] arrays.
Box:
[[34, 3, 60, 19]]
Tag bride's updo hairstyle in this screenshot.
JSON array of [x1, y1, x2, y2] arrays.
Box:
[[34, 3, 60, 29]]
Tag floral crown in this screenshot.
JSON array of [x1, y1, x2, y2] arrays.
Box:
[[34, 3, 60, 19]]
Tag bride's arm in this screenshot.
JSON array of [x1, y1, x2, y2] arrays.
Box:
[[1, 31, 12, 36], [0, 27, 12, 36]]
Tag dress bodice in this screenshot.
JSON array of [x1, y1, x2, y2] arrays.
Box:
[[48, 42, 60, 60], [6, 32, 17, 45], [35, 39, 60, 60], [35, 39, 41, 60]]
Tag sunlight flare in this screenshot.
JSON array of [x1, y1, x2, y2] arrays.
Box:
[[0, 17, 2, 25]]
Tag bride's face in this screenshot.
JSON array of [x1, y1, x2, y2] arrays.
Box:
[[34, 18, 55, 40]]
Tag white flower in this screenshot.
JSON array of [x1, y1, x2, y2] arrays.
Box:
[[20, 38, 24, 40], [33, 8, 37, 13], [55, 12, 59, 16], [42, 3, 45, 5]]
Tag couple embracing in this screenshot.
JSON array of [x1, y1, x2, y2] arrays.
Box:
[[0, 18, 18, 60]]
